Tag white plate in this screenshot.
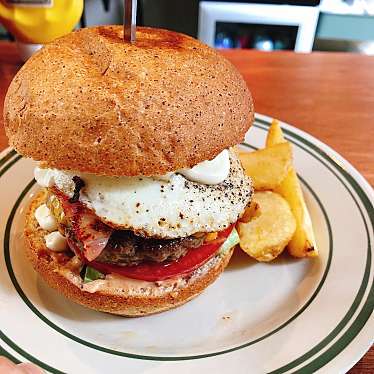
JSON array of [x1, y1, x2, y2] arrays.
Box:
[[0, 114, 372, 374]]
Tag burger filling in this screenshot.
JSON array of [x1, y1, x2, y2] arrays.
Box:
[[97, 231, 204, 266], [34, 149, 252, 283]]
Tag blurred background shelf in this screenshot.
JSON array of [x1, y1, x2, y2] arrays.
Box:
[[1, 0, 374, 53], [315, 12, 374, 53]]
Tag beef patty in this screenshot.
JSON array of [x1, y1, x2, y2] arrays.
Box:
[[96, 231, 205, 266]]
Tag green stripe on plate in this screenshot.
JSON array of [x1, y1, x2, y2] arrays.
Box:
[[0, 344, 21, 364], [253, 118, 373, 373], [0, 180, 66, 374], [0, 155, 22, 179], [296, 280, 373, 373], [0, 149, 17, 171], [0, 331, 65, 374]]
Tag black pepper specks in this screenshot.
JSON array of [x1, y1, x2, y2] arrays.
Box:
[[95, 152, 252, 238], [158, 218, 167, 227]]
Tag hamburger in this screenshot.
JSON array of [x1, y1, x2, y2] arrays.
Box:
[[4, 26, 254, 316]]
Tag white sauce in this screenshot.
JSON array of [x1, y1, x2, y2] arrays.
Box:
[[34, 167, 55, 187], [34, 204, 57, 231], [35, 150, 231, 187], [59, 254, 222, 296], [45, 231, 67, 252], [178, 150, 230, 185]]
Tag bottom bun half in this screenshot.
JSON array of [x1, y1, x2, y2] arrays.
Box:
[[24, 189, 234, 317]]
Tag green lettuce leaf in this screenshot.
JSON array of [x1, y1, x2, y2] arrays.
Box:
[[83, 266, 105, 284], [219, 227, 239, 255]]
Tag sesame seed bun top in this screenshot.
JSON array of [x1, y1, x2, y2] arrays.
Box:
[[4, 26, 254, 176]]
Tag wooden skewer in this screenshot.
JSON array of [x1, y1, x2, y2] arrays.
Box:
[[123, 0, 137, 43]]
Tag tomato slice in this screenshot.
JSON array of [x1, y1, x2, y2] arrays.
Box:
[[90, 225, 234, 282]]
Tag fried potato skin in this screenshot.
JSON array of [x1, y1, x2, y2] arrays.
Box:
[[239, 142, 293, 190], [237, 191, 296, 262], [266, 120, 318, 258]]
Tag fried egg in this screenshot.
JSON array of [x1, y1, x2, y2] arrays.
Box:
[[34, 151, 252, 238]]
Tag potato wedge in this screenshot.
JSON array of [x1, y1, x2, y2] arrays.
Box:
[[266, 120, 318, 257], [237, 191, 296, 262], [266, 119, 286, 147], [239, 142, 293, 190], [275, 171, 318, 257]]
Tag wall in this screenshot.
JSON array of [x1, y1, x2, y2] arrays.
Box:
[[141, 0, 199, 36]]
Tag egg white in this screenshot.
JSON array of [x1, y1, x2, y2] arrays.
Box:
[[37, 151, 252, 238]]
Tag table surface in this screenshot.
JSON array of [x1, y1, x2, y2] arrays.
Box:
[[0, 42, 373, 372]]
